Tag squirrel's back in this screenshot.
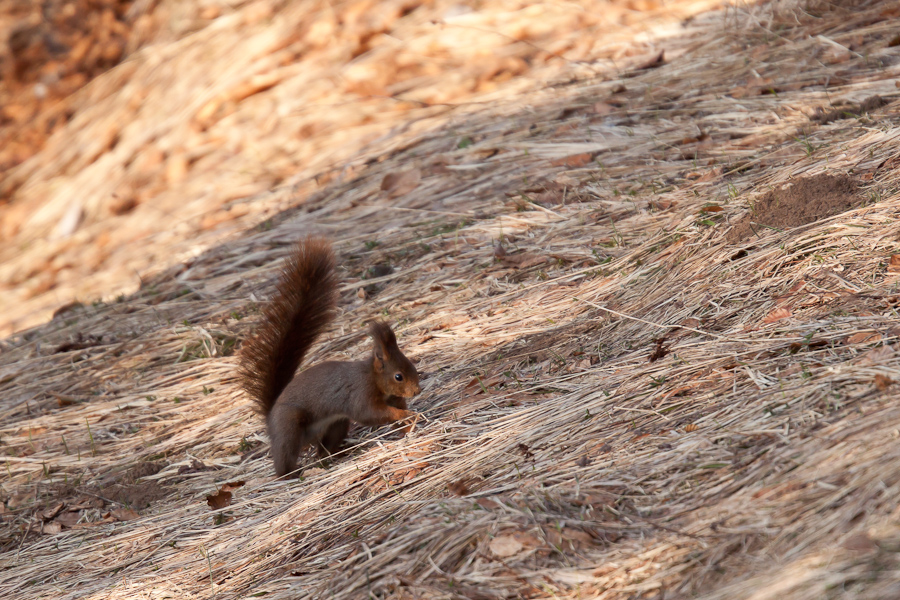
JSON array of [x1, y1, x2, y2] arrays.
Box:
[[238, 237, 338, 416]]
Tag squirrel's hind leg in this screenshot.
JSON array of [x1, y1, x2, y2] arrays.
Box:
[[316, 418, 350, 458], [268, 404, 311, 477]]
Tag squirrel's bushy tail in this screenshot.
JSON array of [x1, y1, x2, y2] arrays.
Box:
[[239, 237, 338, 416]]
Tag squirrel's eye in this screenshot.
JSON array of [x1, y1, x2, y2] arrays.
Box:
[[394, 373, 404, 382]]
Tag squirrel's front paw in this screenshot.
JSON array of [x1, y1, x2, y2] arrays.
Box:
[[396, 410, 420, 433]]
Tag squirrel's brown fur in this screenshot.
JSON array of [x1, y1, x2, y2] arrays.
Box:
[[239, 237, 420, 476]]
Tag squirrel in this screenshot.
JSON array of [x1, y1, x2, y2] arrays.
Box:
[[238, 237, 421, 477]]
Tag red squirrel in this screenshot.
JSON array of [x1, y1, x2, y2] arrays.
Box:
[[239, 237, 421, 476]]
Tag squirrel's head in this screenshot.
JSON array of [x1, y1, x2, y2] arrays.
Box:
[[369, 320, 421, 399]]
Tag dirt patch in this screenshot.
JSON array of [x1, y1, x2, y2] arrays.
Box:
[[811, 95, 887, 125], [727, 173, 865, 243], [96, 481, 167, 510], [126, 460, 166, 481], [96, 461, 169, 509]]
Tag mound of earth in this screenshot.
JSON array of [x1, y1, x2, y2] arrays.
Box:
[[727, 173, 865, 243]]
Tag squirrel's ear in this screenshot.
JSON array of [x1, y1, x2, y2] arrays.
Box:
[[369, 320, 397, 349], [369, 320, 389, 372]]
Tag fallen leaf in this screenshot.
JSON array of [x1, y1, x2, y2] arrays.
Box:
[[220, 481, 245, 493], [846, 332, 881, 345], [544, 526, 595, 548], [42, 521, 62, 534], [380, 168, 421, 198], [55, 511, 82, 528], [551, 153, 593, 168], [888, 255, 900, 273], [684, 423, 699, 432], [7, 493, 32, 510], [762, 307, 792, 324], [677, 133, 710, 146], [476, 498, 501, 509], [501, 253, 547, 269], [859, 344, 897, 365], [572, 491, 616, 507], [700, 205, 724, 213], [39, 503, 65, 521], [489, 535, 524, 558], [874, 374, 895, 390], [448, 480, 470, 496], [110, 508, 140, 521], [206, 490, 232, 510], [517, 443, 534, 459], [649, 334, 670, 362], [842, 532, 878, 553]]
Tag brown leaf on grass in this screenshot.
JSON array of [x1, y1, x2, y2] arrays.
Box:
[[543, 525, 595, 549], [874, 374, 895, 390], [110, 508, 140, 521], [684, 423, 699, 432], [888, 255, 900, 273], [448, 480, 470, 496], [206, 489, 232, 510], [8, 493, 32, 510], [476, 497, 502, 509], [572, 491, 617, 507], [551, 152, 593, 168], [859, 344, 897, 366], [649, 199, 678, 211], [846, 332, 881, 345], [39, 502, 65, 521], [462, 373, 503, 400], [489, 534, 524, 558], [42, 521, 62, 534], [220, 481, 245, 493], [71, 496, 104, 510], [55, 511, 82, 528], [380, 168, 421, 198], [649, 334, 670, 362], [762, 307, 792, 324], [700, 205, 723, 212], [677, 133, 710, 146], [842, 532, 878, 553], [681, 317, 702, 329], [501, 253, 547, 269]]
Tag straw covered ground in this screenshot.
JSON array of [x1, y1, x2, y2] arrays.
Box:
[[3, 0, 900, 598]]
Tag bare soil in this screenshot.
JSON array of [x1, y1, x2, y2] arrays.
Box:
[[726, 173, 866, 243]]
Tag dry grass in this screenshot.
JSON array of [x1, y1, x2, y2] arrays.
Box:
[[3, 0, 900, 598]]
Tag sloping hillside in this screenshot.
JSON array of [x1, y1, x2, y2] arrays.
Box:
[[3, 1, 900, 598]]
